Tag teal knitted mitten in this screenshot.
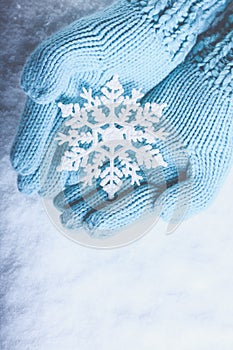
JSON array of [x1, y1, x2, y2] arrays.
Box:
[[54, 11, 233, 235], [11, 0, 229, 178]]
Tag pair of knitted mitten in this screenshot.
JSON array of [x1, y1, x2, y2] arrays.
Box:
[[11, 0, 229, 176], [54, 11, 233, 235], [10, 0, 232, 235]]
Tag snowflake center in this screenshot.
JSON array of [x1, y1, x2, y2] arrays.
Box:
[[101, 125, 125, 143]]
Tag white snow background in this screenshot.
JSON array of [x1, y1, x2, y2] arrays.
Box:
[[1, 1, 233, 349]]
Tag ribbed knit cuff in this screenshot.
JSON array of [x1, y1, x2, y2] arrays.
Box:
[[191, 12, 233, 91], [127, 0, 229, 60]]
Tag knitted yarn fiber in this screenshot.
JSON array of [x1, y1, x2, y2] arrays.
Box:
[[21, 0, 228, 103], [54, 11, 233, 235], [11, 0, 229, 178]]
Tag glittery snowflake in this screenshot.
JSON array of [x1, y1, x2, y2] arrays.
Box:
[[56, 75, 168, 199]]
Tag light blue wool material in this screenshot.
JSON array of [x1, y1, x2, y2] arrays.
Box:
[[11, 0, 229, 177], [53, 12, 233, 235], [10, 0, 232, 235]]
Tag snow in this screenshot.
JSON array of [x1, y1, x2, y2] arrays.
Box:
[[1, 1, 233, 349]]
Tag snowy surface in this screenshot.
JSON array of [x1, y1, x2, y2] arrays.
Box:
[[1, 1, 233, 349]]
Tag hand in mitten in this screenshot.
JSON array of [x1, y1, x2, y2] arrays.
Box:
[[11, 0, 229, 186], [53, 11, 233, 236]]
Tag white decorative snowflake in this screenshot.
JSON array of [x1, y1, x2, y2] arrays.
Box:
[[56, 75, 168, 199]]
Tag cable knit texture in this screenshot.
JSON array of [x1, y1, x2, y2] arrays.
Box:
[[129, 0, 230, 60], [11, 0, 229, 177], [53, 11, 233, 235]]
